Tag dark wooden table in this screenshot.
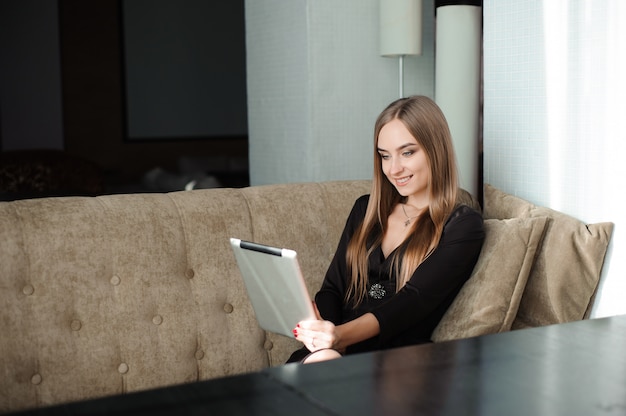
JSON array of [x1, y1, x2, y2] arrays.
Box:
[[10, 315, 626, 416]]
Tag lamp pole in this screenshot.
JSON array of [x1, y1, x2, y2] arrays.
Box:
[[399, 55, 405, 98], [379, 0, 422, 99]]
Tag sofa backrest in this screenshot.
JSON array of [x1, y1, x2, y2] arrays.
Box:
[[0, 180, 371, 413]]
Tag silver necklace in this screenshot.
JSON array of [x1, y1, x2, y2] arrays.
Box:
[[401, 204, 420, 227]]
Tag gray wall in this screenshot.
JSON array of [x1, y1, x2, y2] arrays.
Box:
[[245, 0, 436, 185]]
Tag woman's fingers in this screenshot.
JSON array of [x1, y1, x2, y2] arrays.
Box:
[[293, 320, 336, 351]]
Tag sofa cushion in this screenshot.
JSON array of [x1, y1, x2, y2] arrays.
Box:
[[483, 184, 614, 329], [432, 216, 548, 342], [457, 188, 482, 213]]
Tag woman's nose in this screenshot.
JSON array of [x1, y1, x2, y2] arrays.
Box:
[[389, 158, 403, 174]]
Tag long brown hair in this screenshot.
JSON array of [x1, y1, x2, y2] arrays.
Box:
[[345, 96, 459, 307]]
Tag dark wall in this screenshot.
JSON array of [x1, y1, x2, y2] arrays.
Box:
[[0, 0, 64, 151], [122, 0, 248, 140], [58, 0, 247, 183]]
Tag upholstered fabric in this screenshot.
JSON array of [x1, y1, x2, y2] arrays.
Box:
[[432, 216, 548, 341], [483, 184, 614, 329], [457, 187, 482, 213], [0, 180, 612, 413], [0, 180, 371, 413]]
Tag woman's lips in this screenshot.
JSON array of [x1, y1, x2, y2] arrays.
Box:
[[395, 175, 413, 186]]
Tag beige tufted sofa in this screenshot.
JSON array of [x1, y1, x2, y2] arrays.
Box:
[[0, 180, 613, 413]]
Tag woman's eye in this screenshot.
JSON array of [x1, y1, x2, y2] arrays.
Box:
[[379, 154, 390, 160], [402, 150, 414, 157]]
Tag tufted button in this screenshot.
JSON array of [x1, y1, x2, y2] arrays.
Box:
[[118, 363, 129, 374], [263, 340, 274, 351], [185, 269, 195, 279], [195, 350, 205, 360], [110, 275, 121, 286], [152, 315, 163, 325], [22, 284, 35, 296], [70, 319, 82, 331], [223, 303, 234, 314], [31, 373, 42, 385]]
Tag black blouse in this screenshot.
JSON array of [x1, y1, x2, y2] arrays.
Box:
[[315, 195, 485, 355]]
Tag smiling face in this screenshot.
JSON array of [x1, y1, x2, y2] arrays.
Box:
[[377, 118, 431, 206]]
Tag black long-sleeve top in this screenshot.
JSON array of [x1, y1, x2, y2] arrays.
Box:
[[315, 195, 485, 355]]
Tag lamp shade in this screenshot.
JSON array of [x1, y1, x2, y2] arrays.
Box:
[[379, 0, 423, 57]]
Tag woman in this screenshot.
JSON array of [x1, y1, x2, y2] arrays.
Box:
[[289, 96, 485, 363]]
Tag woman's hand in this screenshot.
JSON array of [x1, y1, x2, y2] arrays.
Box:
[[293, 302, 344, 353], [294, 303, 380, 357], [293, 318, 340, 352]]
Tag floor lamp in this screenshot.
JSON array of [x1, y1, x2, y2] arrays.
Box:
[[380, 0, 422, 98]]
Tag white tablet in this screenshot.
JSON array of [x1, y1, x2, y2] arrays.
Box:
[[230, 238, 316, 338]]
